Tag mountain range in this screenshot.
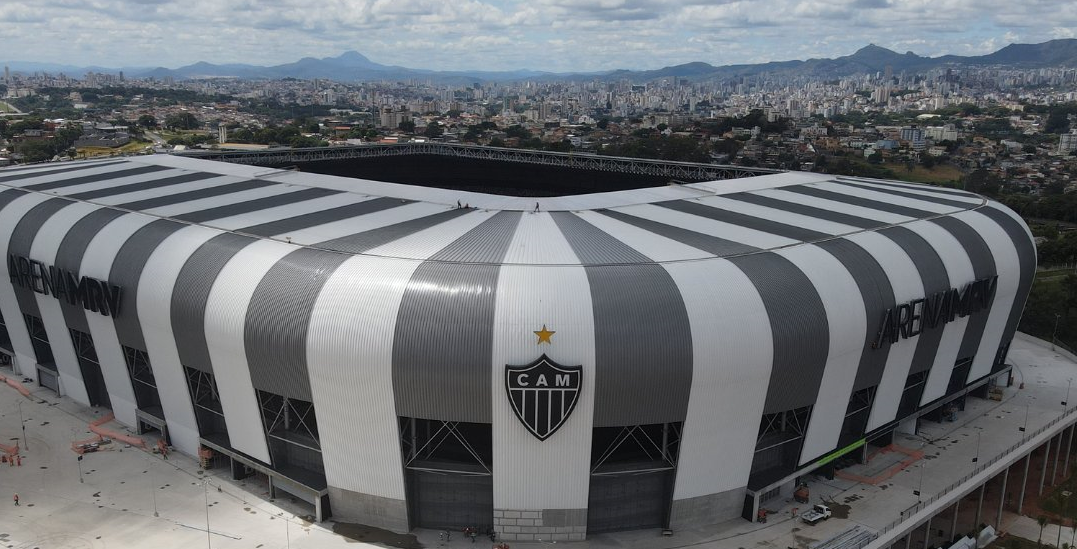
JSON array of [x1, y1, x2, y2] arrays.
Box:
[[5, 39, 1077, 84]]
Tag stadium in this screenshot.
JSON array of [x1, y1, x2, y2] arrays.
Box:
[[0, 146, 1034, 541]]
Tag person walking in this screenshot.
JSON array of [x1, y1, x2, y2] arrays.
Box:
[[13, 493, 19, 506]]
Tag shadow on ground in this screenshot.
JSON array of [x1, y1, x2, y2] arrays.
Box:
[[333, 522, 423, 548]]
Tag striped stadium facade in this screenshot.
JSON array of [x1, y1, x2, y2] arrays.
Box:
[[0, 155, 1035, 540]]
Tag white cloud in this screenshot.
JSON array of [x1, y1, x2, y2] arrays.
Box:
[[0, 0, 1075, 72]]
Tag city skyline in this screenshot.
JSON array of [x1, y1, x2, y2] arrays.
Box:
[[2, 0, 1076, 73]]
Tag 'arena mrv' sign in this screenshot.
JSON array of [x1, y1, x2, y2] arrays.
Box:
[[506, 354, 582, 441], [7, 254, 122, 318], [873, 275, 998, 349]]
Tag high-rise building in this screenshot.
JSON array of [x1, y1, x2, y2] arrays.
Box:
[[1060, 131, 1077, 154]]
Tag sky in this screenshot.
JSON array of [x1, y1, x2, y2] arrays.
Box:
[[1, 0, 1076, 73]]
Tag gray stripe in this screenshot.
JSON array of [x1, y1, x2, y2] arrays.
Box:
[[110, 219, 187, 351], [727, 252, 829, 414], [173, 187, 339, 224], [8, 198, 75, 321], [975, 206, 1036, 364], [846, 178, 979, 198], [657, 200, 830, 242], [69, 171, 219, 200], [172, 233, 256, 373], [56, 208, 128, 335], [0, 160, 127, 182], [782, 185, 935, 218], [24, 165, 171, 191], [551, 212, 693, 426], [0, 188, 28, 210], [315, 209, 470, 254], [596, 209, 759, 256], [878, 226, 950, 376], [548, 211, 651, 264], [929, 216, 996, 363], [813, 239, 895, 392], [392, 212, 522, 423], [244, 248, 351, 401], [722, 192, 883, 229], [117, 179, 270, 211], [834, 180, 976, 209], [240, 197, 407, 238]]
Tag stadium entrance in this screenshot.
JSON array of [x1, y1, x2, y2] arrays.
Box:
[[400, 418, 493, 531]]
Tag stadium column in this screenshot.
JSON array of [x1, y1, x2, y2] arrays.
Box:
[[0, 191, 61, 386], [491, 212, 595, 542]]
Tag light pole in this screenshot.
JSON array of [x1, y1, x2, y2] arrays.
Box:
[[1053, 313, 1062, 350], [1066, 379, 1073, 408], [973, 429, 981, 463], [204, 479, 211, 549], [16, 399, 27, 451], [914, 462, 925, 500], [1021, 403, 1030, 433], [77, 455, 84, 483], [147, 454, 158, 517]]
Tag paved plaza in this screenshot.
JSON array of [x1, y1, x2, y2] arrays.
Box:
[[2, 333, 1077, 549]]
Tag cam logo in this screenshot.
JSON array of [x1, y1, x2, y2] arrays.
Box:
[[505, 354, 581, 441]]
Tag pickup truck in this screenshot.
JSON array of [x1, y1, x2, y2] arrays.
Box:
[[801, 504, 832, 525]]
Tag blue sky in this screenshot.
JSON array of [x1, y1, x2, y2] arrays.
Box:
[[1, 0, 1075, 72]]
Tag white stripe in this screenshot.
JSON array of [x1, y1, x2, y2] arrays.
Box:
[[610, 203, 797, 250], [753, 188, 914, 225], [695, 195, 862, 236]]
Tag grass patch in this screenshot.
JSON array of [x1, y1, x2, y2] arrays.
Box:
[[77, 139, 154, 158], [882, 162, 964, 185]]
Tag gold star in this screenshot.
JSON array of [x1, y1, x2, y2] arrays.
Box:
[[534, 324, 555, 344]]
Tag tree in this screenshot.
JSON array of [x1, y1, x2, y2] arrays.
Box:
[[398, 120, 416, 133], [137, 115, 157, 128], [597, 118, 609, 130], [164, 112, 200, 130], [424, 122, 443, 138]]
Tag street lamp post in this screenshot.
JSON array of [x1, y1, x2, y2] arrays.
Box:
[[16, 399, 27, 451], [914, 462, 925, 500], [1053, 313, 1062, 350], [1021, 403, 1030, 433], [77, 455, 84, 483], [1066, 379, 1073, 407], [973, 429, 981, 463], [204, 479, 211, 549]]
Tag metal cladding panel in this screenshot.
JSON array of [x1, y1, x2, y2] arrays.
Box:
[[24, 165, 172, 192], [307, 255, 422, 501], [20, 169, 189, 199], [752, 188, 915, 225], [693, 196, 862, 236], [843, 232, 924, 431], [0, 160, 126, 181], [28, 202, 102, 408], [728, 252, 829, 415], [89, 175, 239, 207], [117, 179, 269, 210], [975, 205, 1036, 358], [814, 238, 895, 392], [55, 208, 128, 335], [0, 162, 152, 188], [657, 199, 831, 242], [110, 219, 188, 352], [550, 211, 693, 426], [139, 224, 227, 456], [81, 213, 160, 428], [575, 210, 711, 262], [244, 248, 351, 401], [0, 192, 52, 380], [491, 262, 596, 510], [172, 233, 257, 374], [204, 239, 297, 464], [847, 178, 982, 199], [142, 183, 295, 218], [834, 179, 983, 208], [67, 171, 216, 200], [778, 245, 865, 466], [8, 198, 73, 320], [782, 185, 936, 218], [929, 216, 997, 365], [229, 196, 397, 237], [879, 226, 952, 377], [723, 192, 884, 229], [901, 222, 973, 406], [612, 203, 798, 250], [392, 212, 522, 423], [174, 187, 339, 225], [595, 209, 759, 257], [318, 207, 479, 255], [953, 209, 1025, 382], [810, 182, 964, 214], [669, 259, 772, 501]]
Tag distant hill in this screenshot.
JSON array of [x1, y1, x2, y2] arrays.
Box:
[[4, 39, 1077, 84]]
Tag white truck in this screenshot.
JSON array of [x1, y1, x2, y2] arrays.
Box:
[[801, 504, 832, 525]]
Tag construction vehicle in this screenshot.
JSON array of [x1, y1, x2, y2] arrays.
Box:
[[801, 504, 832, 525]]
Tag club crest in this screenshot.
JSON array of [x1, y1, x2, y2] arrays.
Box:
[[505, 354, 582, 441]]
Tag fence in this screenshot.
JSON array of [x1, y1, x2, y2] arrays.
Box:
[[873, 405, 1077, 542]]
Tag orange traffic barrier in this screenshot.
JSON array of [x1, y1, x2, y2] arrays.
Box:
[[0, 372, 32, 398], [87, 413, 146, 448]]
